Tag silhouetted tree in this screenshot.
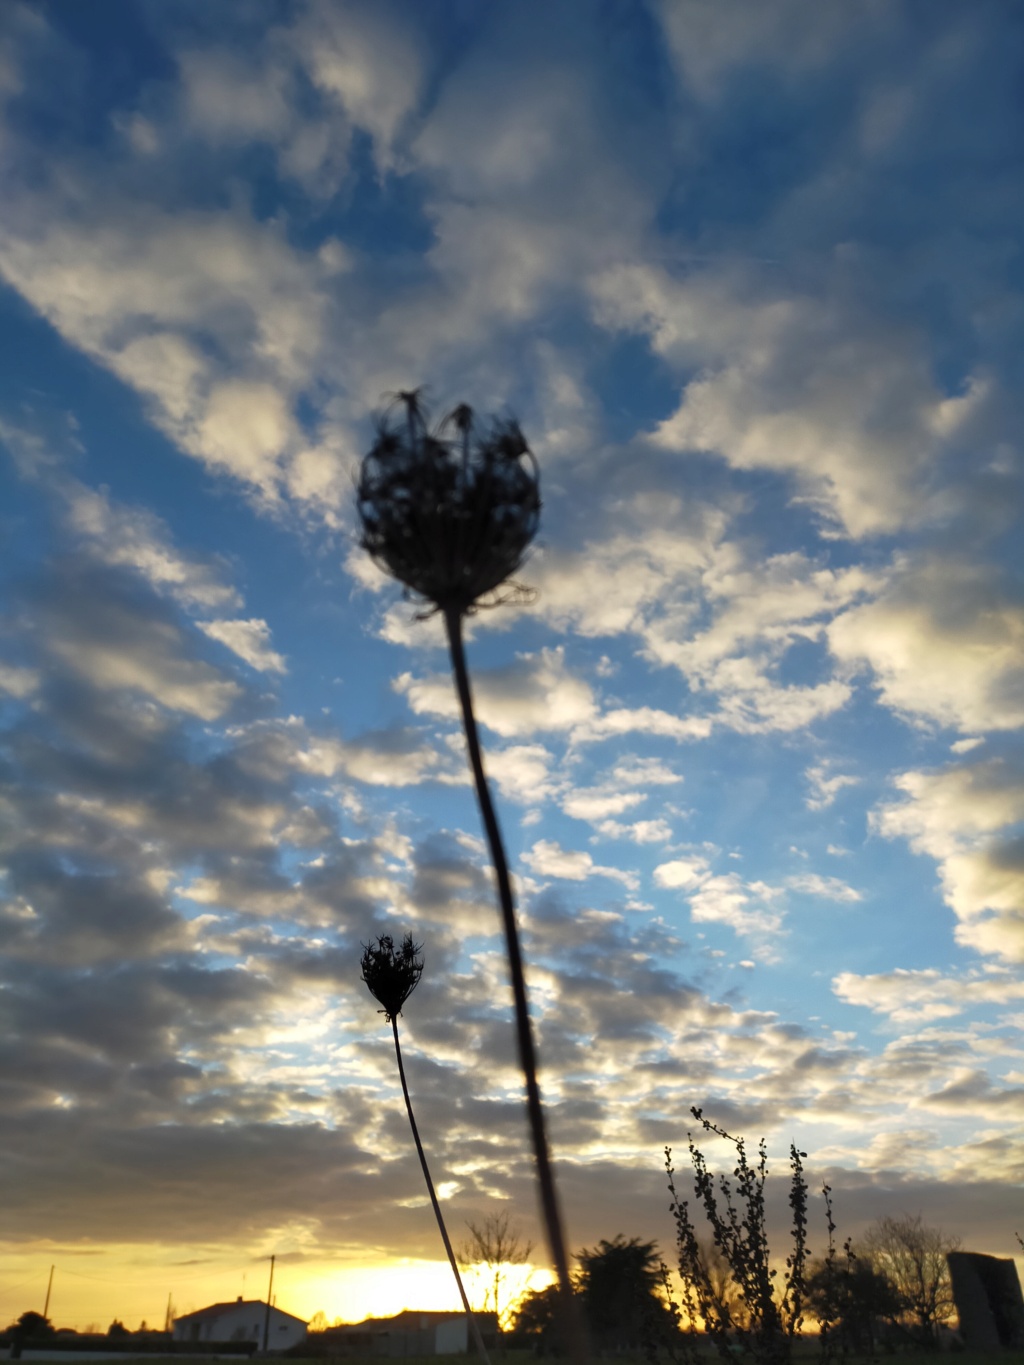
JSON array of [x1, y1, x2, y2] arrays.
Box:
[[861, 1214, 959, 1346], [361, 932, 490, 1365], [510, 1284, 563, 1355], [10, 1312, 53, 1339], [9, 1311, 54, 1359], [807, 1252, 901, 1355], [358, 393, 585, 1365], [577, 1235, 676, 1356], [458, 1210, 535, 1329]]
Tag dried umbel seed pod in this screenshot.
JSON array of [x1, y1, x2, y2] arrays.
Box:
[[357, 390, 541, 617], [361, 932, 423, 1022]]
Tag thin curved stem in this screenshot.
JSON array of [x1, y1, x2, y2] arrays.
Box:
[[444, 607, 588, 1365], [392, 1015, 492, 1365]]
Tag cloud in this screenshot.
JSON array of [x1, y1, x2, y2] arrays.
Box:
[[233, 717, 463, 790], [575, 707, 713, 743], [636, 543, 876, 733], [655, 855, 789, 940], [60, 480, 242, 612], [834, 967, 1024, 1025], [199, 619, 288, 675], [786, 872, 861, 903], [829, 558, 1024, 733], [872, 757, 1024, 963], [655, 857, 710, 890], [395, 647, 597, 738], [292, 0, 423, 172], [654, 0, 868, 100], [562, 788, 645, 822], [522, 840, 639, 890], [805, 763, 859, 810], [0, 662, 39, 698], [919, 1069, 1024, 1120], [656, 858, 857, 939], [484, 743, 558, 805], [687, 874, 785, 938], [0, 193, 346, 511], [34, 565, 242, 721], [597, 818, 673, 845], [593, 263, 985, 539]]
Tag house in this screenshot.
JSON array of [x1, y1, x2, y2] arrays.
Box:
[[326, 1310, 499, 1357], [172, 1298, 307, 1352]]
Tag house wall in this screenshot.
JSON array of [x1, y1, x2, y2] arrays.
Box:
[[173, 1305, 306, 1352], [434, 1320, 467, 1355]]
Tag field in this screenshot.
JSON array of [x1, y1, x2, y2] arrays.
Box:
[[51, 1353, 1014, 1365], [277, 1353, 1013, 1365]]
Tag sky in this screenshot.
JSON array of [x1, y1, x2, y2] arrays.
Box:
[[0, 0, 1023, 1335]]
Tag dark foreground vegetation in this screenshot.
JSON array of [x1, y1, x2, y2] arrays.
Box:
[[503, 1111, 1006, 1364]]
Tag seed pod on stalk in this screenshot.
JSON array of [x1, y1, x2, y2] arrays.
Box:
[[357, 390, 540, 617], [356, 393, 586, 1365], [360, 934, 491, 1365]]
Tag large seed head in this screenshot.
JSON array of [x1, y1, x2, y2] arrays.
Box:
[[357, 392, 540, 616]]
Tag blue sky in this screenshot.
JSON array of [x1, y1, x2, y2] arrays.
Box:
[[1, 0, 1023, 1331]]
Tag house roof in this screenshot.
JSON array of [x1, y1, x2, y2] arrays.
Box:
[[333, 1310, 497, 1333], [174, 1300, 307, 1327]]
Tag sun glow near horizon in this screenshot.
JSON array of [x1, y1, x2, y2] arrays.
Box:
[[0, 1243, 553, 1334]]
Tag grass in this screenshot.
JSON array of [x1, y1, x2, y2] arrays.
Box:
[[279, 1354, 1012, 1365]]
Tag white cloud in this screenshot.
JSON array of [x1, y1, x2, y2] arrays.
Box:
[[654, 857, 710, 890], [873, 758, 1024, 963], [293, 0, 423, 172], [527, 496, 719, 638], [610, 757, 682, 787], [952, 737, 984, 755], [196, 380, 298, 488], [0, 197, 343, 508], [576, 707, 713, 743], [786, 872, 861, 903], [829, 558, 1024, 733], [395, 647, 597, 738], [562, 789, 645, 822], [41, 596, 240, 722], [62, 481, 240, 612], [654, 854, 801, 942], [655, 0, 864, 100], [199, 619, 287, 675], [639, 544, 876, 733], [592, 263, 984, 539], [179, 47, 295, 145], [834, 966, 1024, 1025], [522, 839, 639, 889], [0, 662, 39, 698], [485, 744, 557, 805], [234, 717, 462, 790], [688, 874, 785, 937], [805, 763, 859, 810], [597, 818, 673, 845]]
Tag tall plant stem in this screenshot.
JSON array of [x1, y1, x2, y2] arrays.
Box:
[[391, 1015, 491, 1365], [444, 607, 587, 1365]]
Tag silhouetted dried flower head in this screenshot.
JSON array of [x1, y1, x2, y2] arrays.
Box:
[[357, 390, 541, 616], [361, 932, 424, 1022]]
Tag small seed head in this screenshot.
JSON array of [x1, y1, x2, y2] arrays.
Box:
[[360, 932, 424, 1022]]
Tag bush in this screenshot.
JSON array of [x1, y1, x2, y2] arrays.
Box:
[[665, 1109, 812, 1365]]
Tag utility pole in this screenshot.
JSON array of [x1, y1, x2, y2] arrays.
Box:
[[261, 1256, 275, 1353], [43, 1266, 54, 1320]]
